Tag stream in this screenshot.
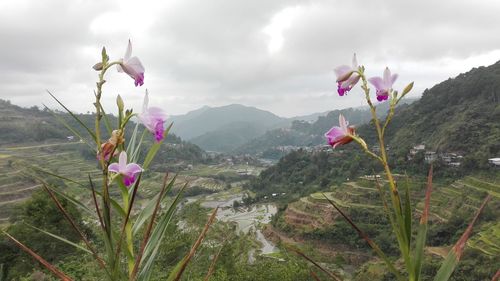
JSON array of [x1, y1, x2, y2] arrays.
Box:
[[184, 192, 279, 257]]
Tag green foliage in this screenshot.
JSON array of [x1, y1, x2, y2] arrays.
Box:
[[383, 63, 500, 170], [0, 190, 86, 279]]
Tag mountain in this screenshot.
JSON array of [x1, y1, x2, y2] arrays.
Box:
[[382, 61, 500, 168], [288, 110, 330, 123], [235, 99, 416, 156], [168, 104, 287, 141], [0, 99, 207, 164]]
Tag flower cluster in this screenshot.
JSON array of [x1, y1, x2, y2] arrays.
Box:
[[327, 54, 402, 148], [102, 41, 167, 186]]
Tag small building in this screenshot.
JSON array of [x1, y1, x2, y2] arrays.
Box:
[[425, 151, 437, 163], [488, 158, 500, 166], [66, 135, 75, 141]]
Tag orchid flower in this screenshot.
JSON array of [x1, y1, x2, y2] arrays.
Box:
[[138, 91, 167, 142], [117, 40, 145, 87], [325, 114, 355, 148], [108, 151, 142, 187], [368, 67, 398, 101], [334, 54, 360, 96]]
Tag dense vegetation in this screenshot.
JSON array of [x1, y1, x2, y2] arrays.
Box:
[[235, 100, 416, 156], [382, 61, 500, 168]]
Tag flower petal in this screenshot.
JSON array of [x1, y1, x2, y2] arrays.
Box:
[[383, 67, 391, 85], [334, 65, 352, 79], [123, 175, 136, 187], [142, 91, 149, 112], [352, 53, 358, 68], [124, 163, 142, 177], [146, 107, 167, 120], [118, 151, 127, 172], [368, 77, 384, 90], [390, 73, 398, 86], [154, 121, 165, 142], [124, 40, 132, 61], [339, 114, 348, 132], [325, 126, 344, 143], [108, 163, 120, 173]]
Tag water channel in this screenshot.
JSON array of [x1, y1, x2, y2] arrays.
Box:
[[184, 192, 279, 257]]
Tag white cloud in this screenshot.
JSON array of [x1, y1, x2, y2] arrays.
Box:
[[1, 0, 500, 117]]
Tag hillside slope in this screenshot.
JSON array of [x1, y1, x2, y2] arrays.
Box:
[[384, 62, 500, 167]]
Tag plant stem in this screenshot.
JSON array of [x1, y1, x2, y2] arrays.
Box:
[[359, 71, 414, 278]]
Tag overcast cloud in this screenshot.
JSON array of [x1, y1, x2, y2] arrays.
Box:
[[1, 0, 499, 117]]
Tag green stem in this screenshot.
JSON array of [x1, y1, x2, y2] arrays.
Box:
[[94, 60, 123, 276], [359, 71, 414, 278]]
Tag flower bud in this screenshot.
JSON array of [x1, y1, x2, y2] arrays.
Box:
[[116, 95, 124, 111], [401, 82, 414, 96], [93, 62, 103, 71]]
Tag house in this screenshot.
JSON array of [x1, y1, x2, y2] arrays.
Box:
[[424, 151, 437, 163], [488, 158, 500, 166]]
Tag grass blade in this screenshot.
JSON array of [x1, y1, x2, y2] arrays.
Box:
[[433, 195, 492, 281], [3, 232, 73, 281], [403, 174, 412, 248], [47, 91, 97, 141], [132, 174, 177, 236], [43, 104, 95, 150], [414, 166, 433, 281], [285, 244, 341, 281], [41, 182, 106, 270], [95, 98, 113, 135], [138, 182, 188, 281], [166, 206, 219, 281], [492, 269, 499, 281], [23, 223, 92, 254], [204, 239, 227, 281], [131, 173, 172, 279], [322, 193, 404, 281]]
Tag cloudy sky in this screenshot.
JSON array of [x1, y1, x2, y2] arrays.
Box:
[[1, 0, 499, 117]]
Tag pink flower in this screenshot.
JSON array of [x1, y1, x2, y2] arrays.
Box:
[[325, 114, 355, 148], [108, 151, 142, 187], [138, 92, 167, 142], [334, 54, 360, 96], [368, 67, 398, 101], [117, 40, 145, 87]]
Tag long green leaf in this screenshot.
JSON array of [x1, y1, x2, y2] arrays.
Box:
[[285, 244, 342, 281], [96, 99, 113, 135], [138, 182, 187, 281], [132, 174, 177, 236], [166, 206, 219, 281], [24, 223, 92, 254], [3, 232, 73, 280], [414, 166, 433, 281], [322, 193, 404, 281], [403, 175, 412, 248], [43, 104, 95, 151], [434, 195, 492, 281], [126, 122, 140, 157], [143, 122, 173, 169], [47, 91, 97, 141]]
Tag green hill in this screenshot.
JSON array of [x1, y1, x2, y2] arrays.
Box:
[[383, 62, 500, 168]]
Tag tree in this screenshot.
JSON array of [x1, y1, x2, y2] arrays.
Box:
[[0, 190, 87, 279]]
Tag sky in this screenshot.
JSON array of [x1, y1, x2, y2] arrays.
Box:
[[1, 0, 500, 117]]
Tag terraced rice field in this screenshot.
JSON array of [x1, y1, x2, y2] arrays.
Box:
[[0, 142, 261, 225], [0, 141, 100, 223], [292, 175, 499, 257]]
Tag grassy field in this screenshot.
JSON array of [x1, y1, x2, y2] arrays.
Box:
[[289, 174, 499, 257], [0, 141, 99, 223], [0, 141, 262, 224]]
